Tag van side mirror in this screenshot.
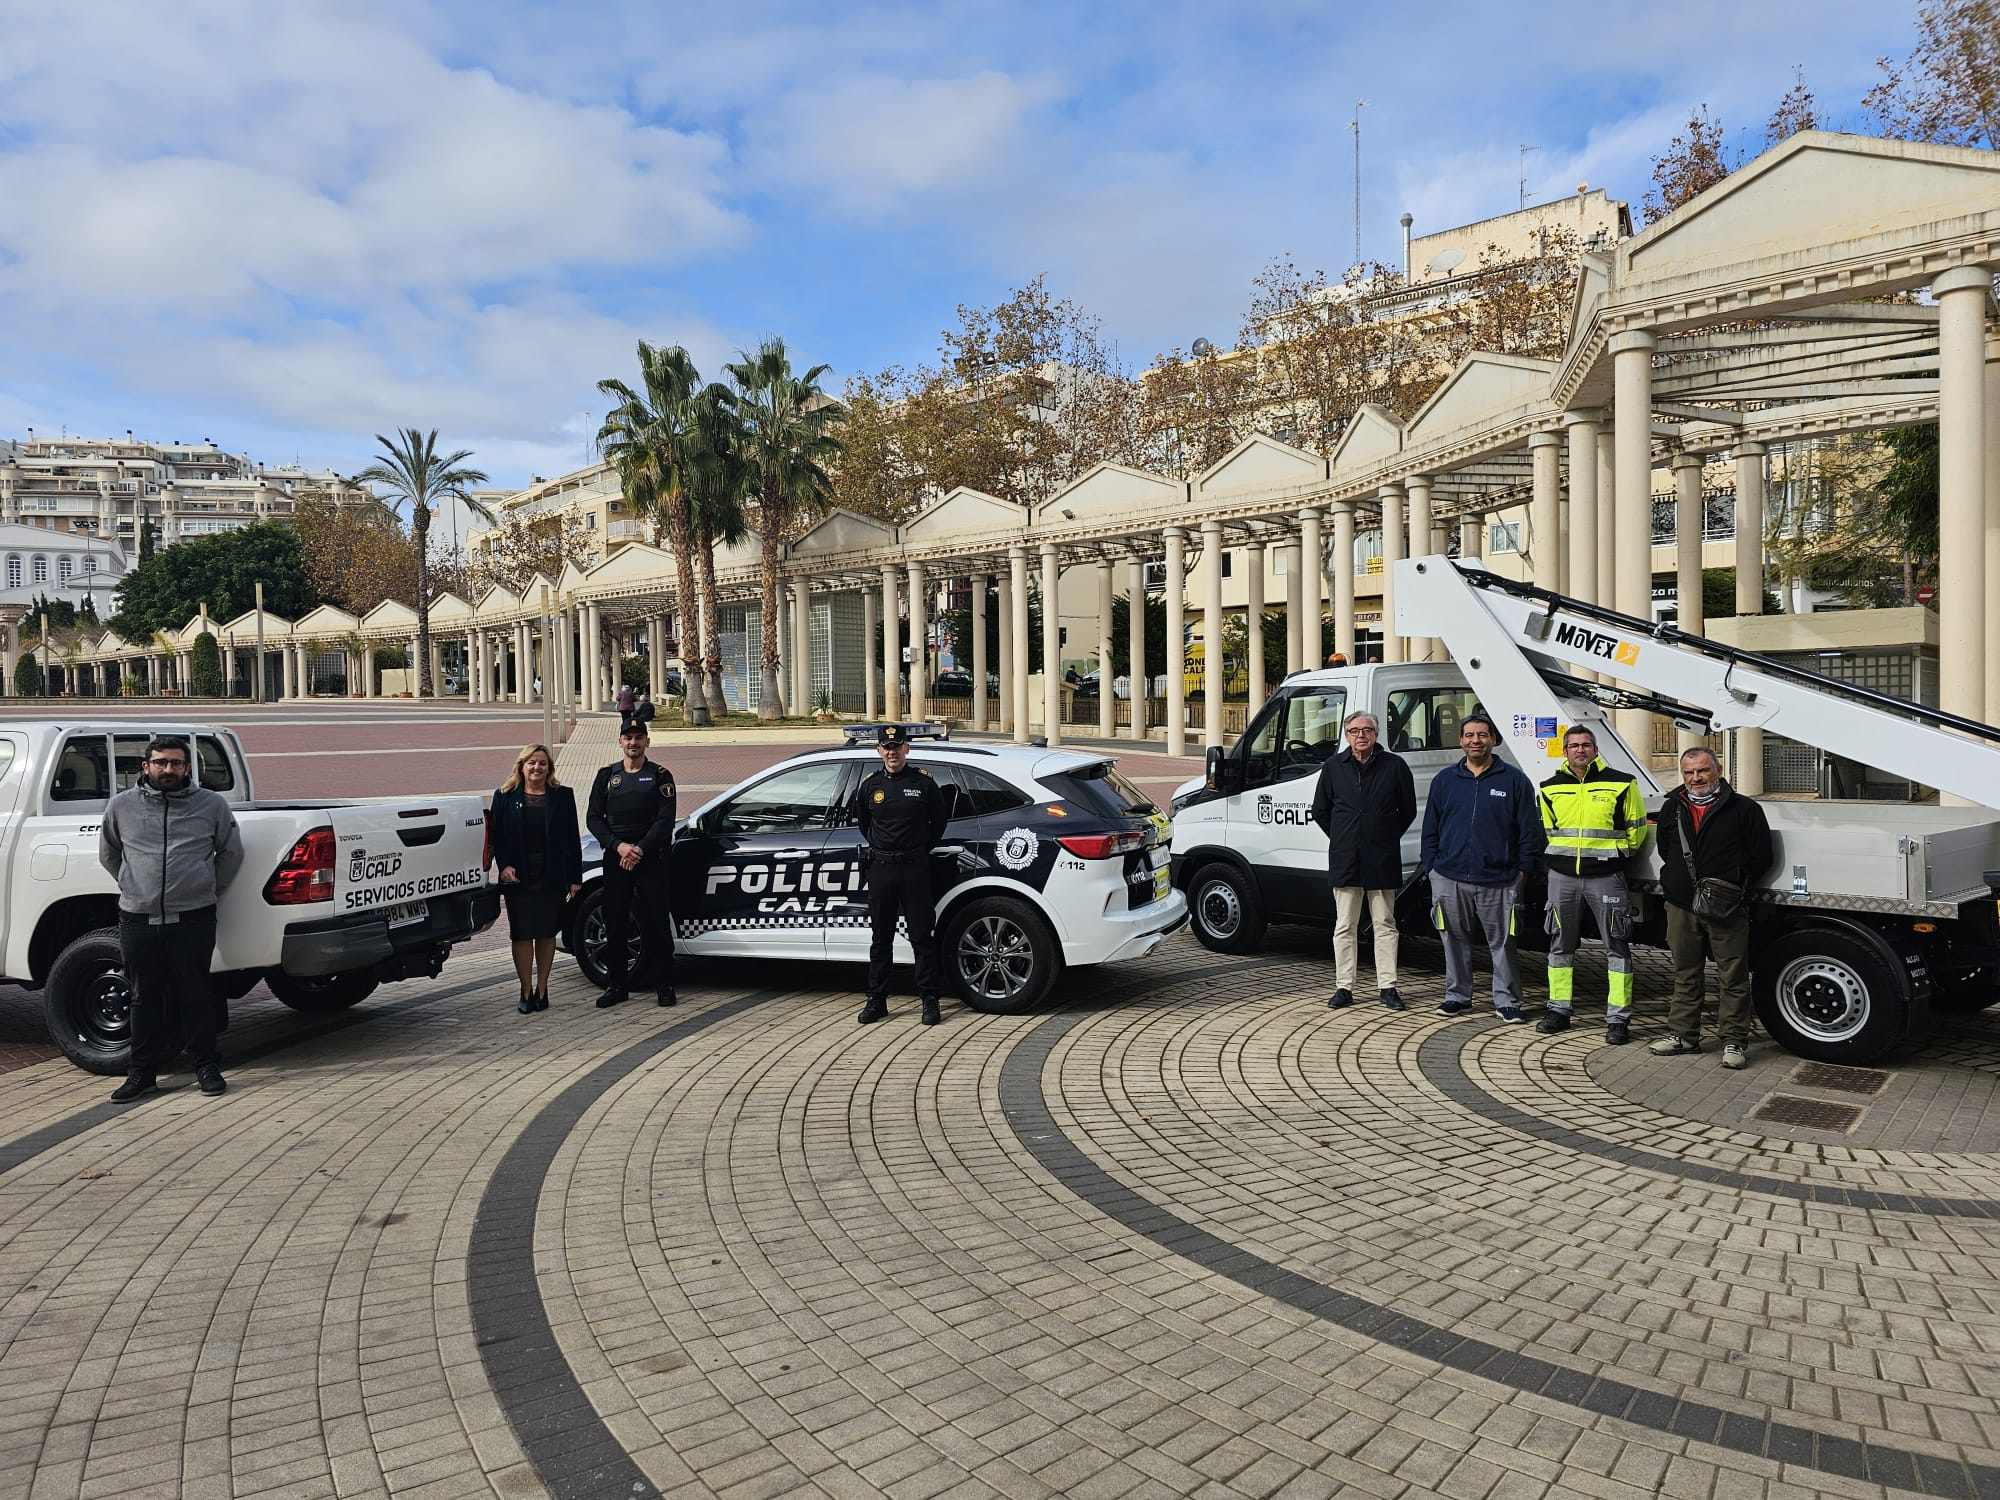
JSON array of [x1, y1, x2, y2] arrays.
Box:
[[1205, 744, 1238, 795]]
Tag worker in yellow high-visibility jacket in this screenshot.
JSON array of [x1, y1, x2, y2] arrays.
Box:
[[1537, 725, 1649, 1044]]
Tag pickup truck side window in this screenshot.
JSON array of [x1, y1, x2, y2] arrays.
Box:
[[196, 736, 235, 792], [1241, 690, 1347, 787], [1385, 687, 1483, 753], [51, 735, 111, 802]]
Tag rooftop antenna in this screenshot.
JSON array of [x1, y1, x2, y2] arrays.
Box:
[[1518, 144, 1539, 210], [1351, 101, 1368, 268]]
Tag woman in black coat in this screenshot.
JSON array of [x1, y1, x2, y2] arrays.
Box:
[[491, 744, 583, 1014]]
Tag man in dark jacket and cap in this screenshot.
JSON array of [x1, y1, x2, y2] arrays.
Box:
[[1311, 710, 1417, 1010], [1650, 746, 1774, 1068]]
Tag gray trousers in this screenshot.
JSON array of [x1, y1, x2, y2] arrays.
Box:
[[1544, 870, 1633, 1016], [1429, 872, 1523, 1011]]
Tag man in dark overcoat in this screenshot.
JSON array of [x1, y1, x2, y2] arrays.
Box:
[[1310, 709, 1417, 1010]]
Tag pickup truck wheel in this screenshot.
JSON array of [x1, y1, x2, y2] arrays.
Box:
[[943, 896, 1060, 1015], [1186, 862, 1266, 954], [568, 884, 648, 989], [267, 971, 379, 1013], [1752, 926, 1914, 1064], [45, 928, 133, 1076]]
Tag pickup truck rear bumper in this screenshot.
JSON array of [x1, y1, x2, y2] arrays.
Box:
[[280, 886, 501, 978]]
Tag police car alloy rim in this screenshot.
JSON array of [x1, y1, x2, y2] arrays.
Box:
[[1772, 955, 1870, 1043], [956, 913, 1036, 1001], [1194, 875, 1241, 940], [580, 901, 645, 977]]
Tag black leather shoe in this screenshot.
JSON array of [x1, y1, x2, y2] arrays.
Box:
[[110, 1074, 156, 1104], [921, 998, 941, 1026], [596, 989, 627, 1009], [858, 997, 888, 1024], [533, 987, 548, 1012], [518, 990, 534, 1015], [195, 1065, 226, 1096], [656, 988, 677, 1007], [1380, 988, 1406, 1011], [1327, 989, 1353, 1009]]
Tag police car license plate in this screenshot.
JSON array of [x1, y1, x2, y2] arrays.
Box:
[[382, 901, 428, 929], [1151, 867, 1170, 903]]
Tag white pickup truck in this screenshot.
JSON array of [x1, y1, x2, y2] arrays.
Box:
[[0, 721, 500, 1072]]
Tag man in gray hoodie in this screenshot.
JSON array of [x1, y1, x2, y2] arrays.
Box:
[[98, 735, 244, 1101]]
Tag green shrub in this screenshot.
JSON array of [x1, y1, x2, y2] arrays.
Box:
[[190, 633, 224, 697]]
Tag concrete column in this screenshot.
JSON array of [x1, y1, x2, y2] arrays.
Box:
[[971, 574, 989, 732], [1673, 451, 1707, 754], [1529, 432, 1561, 593], [1245, 539, 1266, 710], [1164, 528, 1187, 757], [1299, 507, 1324, 665], [1597, 422, 1617, 612], [1127, 555, 1146, 741], [1379, 484, 1405, 664], [516, 623, 531, 703], [906, 563, 928, 722], [1008, 545, 1030, 743], [793, 579, 813, 715], [1282, 539, 1303, 675], [880, 564, 900, 720], [1938, 266, 1991, 728], [363, 641, 377, 698], [647, 617, 664, 700], [1460, 516, 1483, 561], [1096, 561, 1115, 739], [1732, 443, 1768, 793], [1406, 475, 1434, 661], [1985, 331, 2000, 724], [282, 642, 296, 700], [1200, 520, 1224, 749], [995, 572, 1012, 733], [1039, 542, 1061, 747], [1611, 331, 1657, 751], [863, 589, 880, 719], [1331, 502, 1356, 662], [1565, 412, 1601, 606]]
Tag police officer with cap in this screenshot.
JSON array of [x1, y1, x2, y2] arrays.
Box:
[[857, 724, 949, 1025], [585, 719, 678, 1008]]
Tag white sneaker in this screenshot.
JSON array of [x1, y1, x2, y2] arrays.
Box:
[[1721, 1043, 1749, 1069]]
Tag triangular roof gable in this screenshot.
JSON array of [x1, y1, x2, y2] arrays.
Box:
[[93, 629, 129, 652], [1035, 463, 1185, 525], [217, 608, 294, 634], [474, 584, 521, 615], [711, 529, 762, 571], [556, 560, 592, 595], [293, 603, 362, 636], [1566, 250, 1611, 349], [1328, 405, 1404, 476], [1403, 354, 1557, 447], [361, 599, 420, 630], [792, 508, 897, 556], [582, 541, 673, 588], [518, 572, 559, 604], [903, 487, 1025, 542], [167, 614, 220, 644], [427, 591, 471, 623], [1195, 434, 1327, 498], [1624, 130, 2000, 284]]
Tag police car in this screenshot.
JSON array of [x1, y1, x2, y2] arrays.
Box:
[[561, 727, 1187, 1012]]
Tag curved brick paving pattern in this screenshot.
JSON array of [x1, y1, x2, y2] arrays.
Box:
[[2, 931, 1999, 1498]]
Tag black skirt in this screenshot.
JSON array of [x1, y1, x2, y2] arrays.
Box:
[[503, 884, 566, 942]]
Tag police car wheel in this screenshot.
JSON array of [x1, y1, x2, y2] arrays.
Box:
[[1187, 862, 1266, 954], [569, 885, 648, 989], [268, 971, 379, 1013], [943, 896, 1059, 1015]]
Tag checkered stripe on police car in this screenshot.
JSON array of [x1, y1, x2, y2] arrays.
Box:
[[676, 913, 879, 935]]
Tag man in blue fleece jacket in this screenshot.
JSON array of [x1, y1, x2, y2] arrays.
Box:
[[1420, 712, 1544, 1022]]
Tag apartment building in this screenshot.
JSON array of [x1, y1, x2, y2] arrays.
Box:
[[466, 462, 650, 567]]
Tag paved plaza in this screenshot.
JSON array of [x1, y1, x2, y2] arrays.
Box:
[[3, 875, 1999, 1500]]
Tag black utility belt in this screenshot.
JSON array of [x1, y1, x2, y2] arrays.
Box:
[[868, 849, 926, 865]]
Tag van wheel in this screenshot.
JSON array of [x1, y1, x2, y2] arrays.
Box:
[[267, 971, 379, 1013], [45, 927, 132, 1075], [1187, 863, 1266, 954], [1752, 926, 1918, 1064], [943, 896, 1060, 1015]]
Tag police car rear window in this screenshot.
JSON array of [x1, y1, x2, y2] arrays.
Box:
[[1043, 765, 1155, 818]]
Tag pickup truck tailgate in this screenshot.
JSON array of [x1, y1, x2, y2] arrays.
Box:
[[332, 801, 490, 917]]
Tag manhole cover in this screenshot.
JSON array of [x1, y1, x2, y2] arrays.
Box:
[[1788, 1062, 1891, 1096], [1750, 1094, 1865, 1132]]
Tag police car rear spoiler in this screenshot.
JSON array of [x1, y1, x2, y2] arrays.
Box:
[[841, 722, 951, 745]]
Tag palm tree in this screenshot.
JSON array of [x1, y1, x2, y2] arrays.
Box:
[[355, 429, 487, 698], [597, 342, 713, 722], [689, 384, 749, 720], [724, 338, 845, 719]]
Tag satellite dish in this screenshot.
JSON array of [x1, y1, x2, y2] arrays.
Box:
[[1427, 247, 1466, 274], [1191, 338, 1214, 357]]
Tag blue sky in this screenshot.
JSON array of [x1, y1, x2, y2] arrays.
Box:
[[0, 1, 1918, 491]]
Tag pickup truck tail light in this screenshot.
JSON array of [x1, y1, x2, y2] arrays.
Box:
[[483, 810, 494, 871], [264, 826, 337, 904], [1056, 831, 1145, 860]]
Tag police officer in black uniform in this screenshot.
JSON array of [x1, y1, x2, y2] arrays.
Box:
[[857, 724, 950, 1025], [585, 720, 678, 1008]]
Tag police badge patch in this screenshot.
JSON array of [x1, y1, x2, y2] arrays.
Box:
[[872, 789, 886, 803], [996, 827, 1039, 870]]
